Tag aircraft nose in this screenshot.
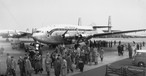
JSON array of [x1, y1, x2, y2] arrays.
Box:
[[32, 33, 45, 40], [32, 33, 37, 38], [32, 33, 38, 40]]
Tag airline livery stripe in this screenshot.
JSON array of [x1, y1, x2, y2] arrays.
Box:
[[49, 28, 93, 35]]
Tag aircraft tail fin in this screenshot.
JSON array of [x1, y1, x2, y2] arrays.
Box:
[[108, 16, 112, 32], [7, 31, 10, 37], [26, 28, 29, 33], [32, 28, 37, 33], [78, 17, 82, 26]]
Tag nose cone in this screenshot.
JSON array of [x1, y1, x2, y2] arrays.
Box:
[[32, 33, 37, 40], [32, 33, 45, 40]]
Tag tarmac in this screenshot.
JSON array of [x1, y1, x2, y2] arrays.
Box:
[[0, 38, 145, 76]]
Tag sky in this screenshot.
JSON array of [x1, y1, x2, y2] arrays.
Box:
[[0, 0, 146, 31]]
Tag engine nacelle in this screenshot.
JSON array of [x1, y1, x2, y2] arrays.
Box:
[[64, 34, 80, 38], [9, 34, 14, 36], [80, 33, 92, 38], [80, 34, 88, 37], [64, 34, 73, 38], [64, 34, 71, 38]]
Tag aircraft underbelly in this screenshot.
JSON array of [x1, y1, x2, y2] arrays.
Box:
[[44, 36, 67, 44]]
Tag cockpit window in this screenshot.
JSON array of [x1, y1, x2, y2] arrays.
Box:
[[35, 31, 44, 33], [35, 31, 41, 33]]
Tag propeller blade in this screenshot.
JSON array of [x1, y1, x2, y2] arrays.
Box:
[[62, 30, 69, 38]]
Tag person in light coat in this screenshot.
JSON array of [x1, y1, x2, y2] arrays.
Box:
[[128, 43, 133, 59], [24, 57, 33, 76], [11, 56, 17, 76], [66, 54, 73, 73], [93, 47, 99, 65], [61, 57, 67, 76], [45, 53, 52, 76], [99, 48, 104, 62], [6, 53, 12, 75]]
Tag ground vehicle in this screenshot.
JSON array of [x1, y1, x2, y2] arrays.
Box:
[[11, 40, 20, 49], [132, 50, 146, 67]]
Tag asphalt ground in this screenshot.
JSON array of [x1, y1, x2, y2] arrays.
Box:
[[73, 58, 132, 76]]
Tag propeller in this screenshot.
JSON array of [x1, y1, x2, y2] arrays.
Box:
[[62, 30, 69, 38]]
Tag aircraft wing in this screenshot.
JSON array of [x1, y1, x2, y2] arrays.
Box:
[[11, 32, 32, 38], [92, 25, 112, 28], [87, 29, 146, 39]]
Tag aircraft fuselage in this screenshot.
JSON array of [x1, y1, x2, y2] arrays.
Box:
[[32, 24, 96, 44]]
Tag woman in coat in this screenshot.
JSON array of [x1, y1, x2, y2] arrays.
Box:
[[34, 54, 42, 74], [78, 57, 84, 72], [128, 43, 133, 59], [66, 54, 73, 73], [61, 57, 67, 76], [99, 48, 104, 62], [24, 57, 33, 76], [45, 53, 52, 76], [54, 57, 61, 76], [93, 47, 99, 65]]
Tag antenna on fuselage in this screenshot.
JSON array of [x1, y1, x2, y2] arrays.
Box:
[[15, 30, 17, 35]]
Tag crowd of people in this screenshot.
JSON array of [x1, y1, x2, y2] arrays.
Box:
[[127, 41, 145, 59], [87, 40, 118, 48], [2, 40, 145, 76], [117, 41, 145, 58], [4, 40, 108, 76]]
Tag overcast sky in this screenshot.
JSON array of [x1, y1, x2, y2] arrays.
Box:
[[0, 0, 146, 31]]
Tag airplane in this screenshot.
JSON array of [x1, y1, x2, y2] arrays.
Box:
[[31, 24, 146, 45], [0, 30, 23, 38], [30, 16, 146, 45], [0, 28, 36, 40]]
